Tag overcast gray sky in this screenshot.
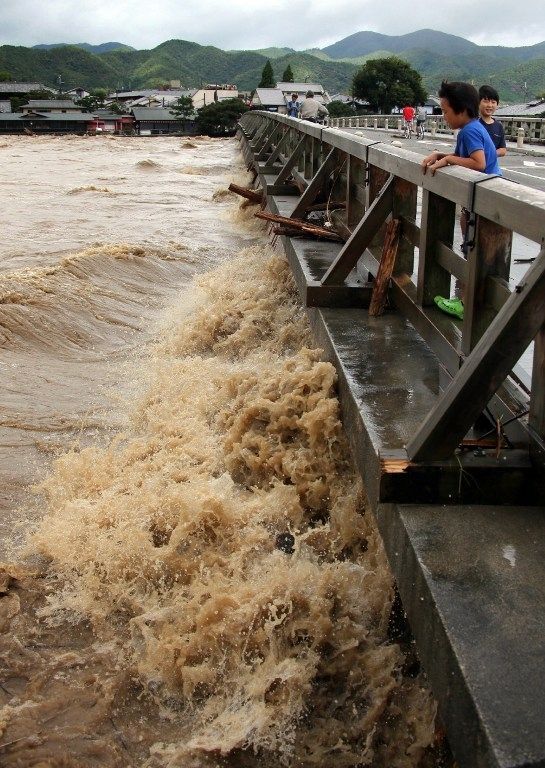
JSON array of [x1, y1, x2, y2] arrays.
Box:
[[1, 0, 544, 51]]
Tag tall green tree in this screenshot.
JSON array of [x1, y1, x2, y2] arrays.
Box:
[[352, 57, 427, 114], [0, 71, 12, 82], [258, 60, 275, 88], [327, 100, 354, 118], [282, 64, 294, 83], [171, 95, 194, 127], [75, 89, 108, 111], [195, 98, 248, 136]]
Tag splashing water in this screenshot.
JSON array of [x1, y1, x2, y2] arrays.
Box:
[[0, 135, 437, 767]]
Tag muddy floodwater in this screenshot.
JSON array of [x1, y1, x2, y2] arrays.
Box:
[[0, 135, 439, 767]]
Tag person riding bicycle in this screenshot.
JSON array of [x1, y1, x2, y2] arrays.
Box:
[[416, 105, 426, 138], [402, 104, 415, 136], [300, 91, 329, 123]]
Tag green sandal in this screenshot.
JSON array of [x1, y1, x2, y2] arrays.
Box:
[[434, 296, 464, 320]]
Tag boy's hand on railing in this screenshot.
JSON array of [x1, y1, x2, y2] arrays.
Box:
[[422, 152, 447, 175]]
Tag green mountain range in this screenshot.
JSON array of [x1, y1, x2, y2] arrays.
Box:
[[32, 42, 135, 54], [1, 30, 544, 103]]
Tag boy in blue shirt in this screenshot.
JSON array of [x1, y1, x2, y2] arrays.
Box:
[[421, 81, 501, 319], [422, 80, 501, 176]]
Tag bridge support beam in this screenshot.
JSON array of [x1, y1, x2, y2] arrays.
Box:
[[407, 247, 545, 462]]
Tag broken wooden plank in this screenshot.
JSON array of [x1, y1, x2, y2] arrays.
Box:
[[369, 219, 401, 317]]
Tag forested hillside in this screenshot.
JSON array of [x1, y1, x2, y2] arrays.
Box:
[[1, 32, 544, 102]]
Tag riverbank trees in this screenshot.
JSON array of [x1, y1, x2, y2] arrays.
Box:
[[352, 57, 427, 113]]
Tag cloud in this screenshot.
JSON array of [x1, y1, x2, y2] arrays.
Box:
[[1, 0, 544, 50]]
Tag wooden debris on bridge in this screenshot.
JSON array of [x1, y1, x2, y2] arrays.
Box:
[[228, 183, 264, 206], [305, 202, 346, 213], [255, 211, 344, 242], [369, 219, 401, 317]]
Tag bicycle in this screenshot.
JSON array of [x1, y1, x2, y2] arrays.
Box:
[[402, 119, 413, 139], [416, 120, 425, 140]]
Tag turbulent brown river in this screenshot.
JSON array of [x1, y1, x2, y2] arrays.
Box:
[[0, 134, 439, 767]]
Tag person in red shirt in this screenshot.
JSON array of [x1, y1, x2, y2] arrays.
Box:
[[402, 104, 415, 125]]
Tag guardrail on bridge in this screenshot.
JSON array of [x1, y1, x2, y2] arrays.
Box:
[[328, 113, 545, 144], [237, 110, 545, 768]]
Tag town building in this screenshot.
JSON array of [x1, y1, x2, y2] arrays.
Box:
[[0, 112, 93, 134], [131, 107, 196, 135], [88, 110, 135, 134], [191, 85, 239, 109], [20, 100, 86, 114], [108, 88, 192, 107], [495, 99, 545, 117], [0, 82, 55, 100], [62, 87, 91, 100]]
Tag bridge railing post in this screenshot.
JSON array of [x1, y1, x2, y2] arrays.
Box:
[[416, 190, 456, 306], [530, 324, 545, 459], [461, 216, 513, 355], [303, 135, 313, 180], [392, 177, 417, 275], [345, 154, 365, 233], [312, 135, 322, 178]]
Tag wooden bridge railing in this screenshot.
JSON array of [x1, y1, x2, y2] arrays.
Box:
[[239, 111, 545, 466], [328, 113, 545, 143]]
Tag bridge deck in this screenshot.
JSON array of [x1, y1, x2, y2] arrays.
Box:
[[380, 502, 545, 768]]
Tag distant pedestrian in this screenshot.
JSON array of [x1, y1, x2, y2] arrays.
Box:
[[479, 84, 507, 158], [300, 90, 329, 123], [286, 93, 301, 118]]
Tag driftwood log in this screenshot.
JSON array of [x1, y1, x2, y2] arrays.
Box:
[[255, 211, 344, 242], [228, 183, 264, 204]]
